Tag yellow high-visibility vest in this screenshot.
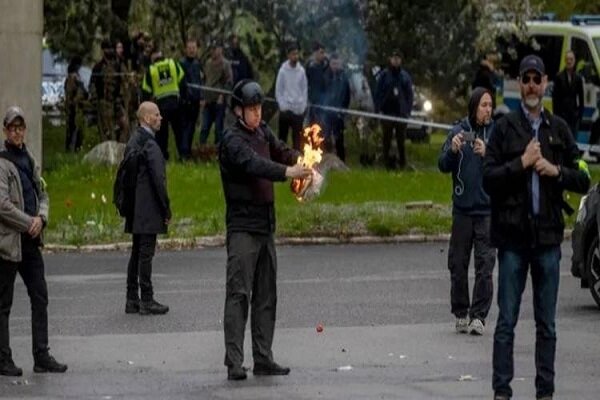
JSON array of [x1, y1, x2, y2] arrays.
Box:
[[142, 58, 183, 100]]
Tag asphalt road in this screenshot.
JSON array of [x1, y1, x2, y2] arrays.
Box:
[[1, 242, 599, 399]]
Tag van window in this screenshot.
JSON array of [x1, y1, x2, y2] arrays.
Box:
[[572, 37, 599, 84], [497, 34, 563, 79]]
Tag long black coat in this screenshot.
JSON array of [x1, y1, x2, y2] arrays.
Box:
[[125, 127, 171, 234], [552, 69, 584, 128]]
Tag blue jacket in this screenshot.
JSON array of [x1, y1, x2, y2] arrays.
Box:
[[374, 67, 413, 117], [438, 118, 494, 216]]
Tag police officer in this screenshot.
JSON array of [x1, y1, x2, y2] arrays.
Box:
[[219, 80, 311, 380], [90, 39, 124, 142], [0, 107, 67, 376], [141, 49, 184, 160], [374, 49, 414, 169]]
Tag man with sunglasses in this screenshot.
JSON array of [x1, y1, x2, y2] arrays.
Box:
[[0, 107, 67, 376], [484, 55, 590, 400]]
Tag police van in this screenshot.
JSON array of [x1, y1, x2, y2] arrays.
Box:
[[495, 15, 600, 153]]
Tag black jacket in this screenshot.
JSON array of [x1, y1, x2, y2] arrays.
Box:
[[219, 120, 300, 234], [483, 107, 590, 249], [306, 58, 330, 105], [552, 69, 584, 126], [374, 67, 413, 117], [179, 56, 204, 103], [125, 127, 171, 234], [226, 47, 255, 85]]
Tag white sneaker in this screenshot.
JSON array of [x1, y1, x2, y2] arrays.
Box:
[[469, 318, 485, 335], [455, 317, 469, 334]]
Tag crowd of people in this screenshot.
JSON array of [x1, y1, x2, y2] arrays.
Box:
[[63, 34, 417, 167]]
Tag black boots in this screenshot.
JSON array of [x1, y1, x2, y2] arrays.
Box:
[[0, 351, 22, 376], [253, 362, 290, 376], [125, 299, 140, 314], [227, 365, 247, 380], [33, 351, 68, 373], [139, 299, 169, 315]]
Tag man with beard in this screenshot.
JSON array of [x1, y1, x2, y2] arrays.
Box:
[[484, 55, 590, 400]]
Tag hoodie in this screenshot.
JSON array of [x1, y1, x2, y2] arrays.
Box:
[[438, 87, 494, 216], [275, 60, 308, 115]]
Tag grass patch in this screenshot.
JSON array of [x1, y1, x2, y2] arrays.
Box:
[[40, 119, 595, 245]]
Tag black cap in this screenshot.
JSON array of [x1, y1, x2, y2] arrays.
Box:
[[390, 49, 403, 58], [231, 80, 264, 109], [519, 54, 545, 76]]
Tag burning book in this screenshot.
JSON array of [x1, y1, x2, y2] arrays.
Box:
[[291, 124, 325, 201]]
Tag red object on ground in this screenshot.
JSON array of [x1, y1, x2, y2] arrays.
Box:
[[316, 323, 324, 333]]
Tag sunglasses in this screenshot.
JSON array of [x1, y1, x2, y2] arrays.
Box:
[[521, 74, 542, 85]]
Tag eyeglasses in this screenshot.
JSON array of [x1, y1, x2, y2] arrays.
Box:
[[521, 75, 542, 85], [6, 124, 25, 133]]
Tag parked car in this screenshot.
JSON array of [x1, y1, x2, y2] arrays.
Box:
[[406, 87, 433, 143], [571, 183, 600, 308]]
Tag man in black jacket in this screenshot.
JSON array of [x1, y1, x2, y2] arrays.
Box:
[[179, 38, 205, 160], [552, 50, 584, 137], [124, 102, 171, 315], [219, 80, 311, 380], [484, 55, 590, 400]]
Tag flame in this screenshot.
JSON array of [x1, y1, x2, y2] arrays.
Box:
[[291, 124, 324, 200]]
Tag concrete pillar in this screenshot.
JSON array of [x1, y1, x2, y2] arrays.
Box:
[[0, 0, 43, 164]]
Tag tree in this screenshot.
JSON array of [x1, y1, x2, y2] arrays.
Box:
[[44, 0, 133, 61]]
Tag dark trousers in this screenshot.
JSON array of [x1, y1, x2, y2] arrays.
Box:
[[200, 102, 225, 144], [381, 120, 407, 168], [224, 232, 277, 367], [493, 246, 560, 399], [448, 214, 495, 321], [65, 107, 83, 152], [324, 114, 346, 162], [126, 234, 157, 302], [156, 99, 182, 161], [278, 110, 304, 151], [0, 237, 49, 358], [179, 101, 200, 160]]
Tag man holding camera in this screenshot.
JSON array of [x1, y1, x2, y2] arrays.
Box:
[[439, 87, 496, 336]]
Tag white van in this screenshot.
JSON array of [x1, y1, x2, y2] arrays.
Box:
[[495, 15, 600, 151]]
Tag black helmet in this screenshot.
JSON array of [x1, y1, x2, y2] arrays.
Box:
[[230, 80, 264, 109]]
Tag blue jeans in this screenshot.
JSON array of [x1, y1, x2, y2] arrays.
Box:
[[200, 102, 225, 144], [492, 246, 561, 399]]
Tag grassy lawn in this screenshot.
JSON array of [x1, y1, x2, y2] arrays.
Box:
[[40, 119, 595, 245]]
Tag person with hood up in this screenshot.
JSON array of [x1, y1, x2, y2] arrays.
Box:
[[438, 87, 496, 336]]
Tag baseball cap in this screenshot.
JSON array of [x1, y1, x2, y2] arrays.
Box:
[[3, 106, 25, 127], [519, 54, 545, 76]]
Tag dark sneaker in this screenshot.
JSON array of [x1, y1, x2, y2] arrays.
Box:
[[125, 299, 140, 314], [253, 362, 290, 376], [139, 300, 169, 315], [227, 365, 247, 381], [34, 353, 67, 373], [0, 356, 23, 376]]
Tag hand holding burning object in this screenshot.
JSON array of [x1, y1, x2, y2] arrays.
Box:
[[291, 124, 325, 201]]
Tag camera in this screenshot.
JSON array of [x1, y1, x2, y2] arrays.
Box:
[[462, 131, 476, 142]]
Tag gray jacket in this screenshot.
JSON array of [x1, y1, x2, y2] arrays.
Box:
[[124, 127, 171, 234], [0, 144, 48, 262]]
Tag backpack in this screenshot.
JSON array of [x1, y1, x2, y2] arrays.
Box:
[[113, 138, 148, 218]]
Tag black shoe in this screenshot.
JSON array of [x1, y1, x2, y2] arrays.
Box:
[[125, 299, 140, 314], [139, 300, 169, 315], [253, 362, 290, 376], [227, 365, 247, 380], [0, 356, 23, 376], [34, 352, 67, 373]]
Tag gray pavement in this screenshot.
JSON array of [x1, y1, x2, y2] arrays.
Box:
[[1, 242, 599, 399]]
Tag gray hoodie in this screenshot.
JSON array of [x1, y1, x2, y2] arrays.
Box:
[[275, 60, 308, 115]]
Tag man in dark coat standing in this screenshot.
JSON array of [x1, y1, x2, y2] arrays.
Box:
[[124, 102, 171, 315], [219, 80, 312, 380], [552, 50, 584, 137]]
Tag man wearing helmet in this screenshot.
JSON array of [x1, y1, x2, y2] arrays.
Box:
[[219, 80, 312, 380]]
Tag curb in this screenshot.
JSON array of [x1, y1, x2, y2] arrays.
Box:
[[42, 230, 573, 253]]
